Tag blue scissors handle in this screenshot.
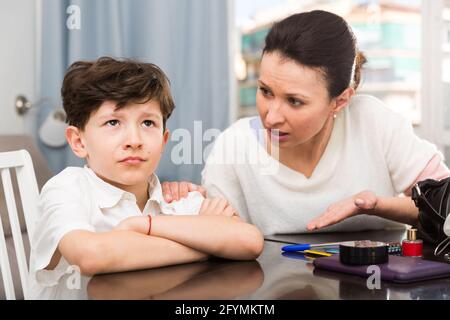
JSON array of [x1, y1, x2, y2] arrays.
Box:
[[281, 244, 311, 252]]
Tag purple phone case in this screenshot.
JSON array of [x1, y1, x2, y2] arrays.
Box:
[[313, 254, 450, 283]]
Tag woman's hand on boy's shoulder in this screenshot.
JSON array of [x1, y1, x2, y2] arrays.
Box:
[[162, 181, 207, 203], [199, 198, 240, 219]]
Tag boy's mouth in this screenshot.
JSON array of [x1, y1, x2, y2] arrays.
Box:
[[119, 156, 145, 164]]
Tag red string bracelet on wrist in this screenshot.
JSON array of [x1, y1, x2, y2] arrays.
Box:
[[147, 215, 152, 235]]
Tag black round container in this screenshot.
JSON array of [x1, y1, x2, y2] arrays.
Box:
[[339, 240, 389, 265]]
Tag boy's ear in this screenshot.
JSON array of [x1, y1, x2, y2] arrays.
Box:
[[66, 126, 88, 158], [163, 129, 170, 146], [332, 87, 355, 114]]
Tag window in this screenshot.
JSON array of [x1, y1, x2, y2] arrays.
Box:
[[235, 0, 422, 124], [442, 0, 450, 162]]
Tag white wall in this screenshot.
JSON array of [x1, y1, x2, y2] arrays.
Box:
[[0, 1, 36, 135]]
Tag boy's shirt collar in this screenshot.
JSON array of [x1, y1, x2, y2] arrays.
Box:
[[84, 165, 164, 209], [148, 174, 165, 205]]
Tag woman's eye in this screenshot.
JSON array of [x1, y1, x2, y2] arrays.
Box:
[[288, 97, 303, 106], [106, 120, 119, 127], [142, 120, 154, 127], [259, 87, 272, 96]]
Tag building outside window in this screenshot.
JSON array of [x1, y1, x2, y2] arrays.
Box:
[[235, 0, 422, 125]]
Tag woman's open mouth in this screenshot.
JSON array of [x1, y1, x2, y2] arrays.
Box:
[[268, 129, 290, 142]]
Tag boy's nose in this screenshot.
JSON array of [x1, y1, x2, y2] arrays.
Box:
[[124, 127, 143, 149]]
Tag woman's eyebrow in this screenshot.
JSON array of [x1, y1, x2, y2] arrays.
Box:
[[258, 80, 270, 87], [285, 92, 310, 100], [259, 80, 310, 100]]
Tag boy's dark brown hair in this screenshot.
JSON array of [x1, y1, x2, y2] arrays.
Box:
[[61, 56, 175, 130]]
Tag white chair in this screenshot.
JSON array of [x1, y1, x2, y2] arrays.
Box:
[[0, 150, 39, 299]]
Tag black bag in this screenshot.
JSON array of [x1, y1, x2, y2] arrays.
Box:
[[411, 177, 450, 245]]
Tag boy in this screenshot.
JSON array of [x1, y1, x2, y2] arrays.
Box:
[[29, 57, 264, 284]]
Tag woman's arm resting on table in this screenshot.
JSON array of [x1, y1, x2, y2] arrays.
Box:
[[370, 195, 418, 226], [307, 190, 418, 231]]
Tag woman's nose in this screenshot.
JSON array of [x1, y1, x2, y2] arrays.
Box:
[[265, 105, 285, 127]]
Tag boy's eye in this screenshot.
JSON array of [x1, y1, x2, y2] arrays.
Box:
[[142, 120, 154, 127], [105, 120, 119, 127]]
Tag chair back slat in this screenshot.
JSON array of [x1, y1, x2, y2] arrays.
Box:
[[14, 151, 38, 239], [0, 150, 40, 300], [1, 168, 30, 299], [0, 204, 15, 300]]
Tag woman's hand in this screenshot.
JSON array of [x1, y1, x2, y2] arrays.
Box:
[[161, 181, 207, 203], [199, 198, 239, 219], [307, 190, 378, 231]]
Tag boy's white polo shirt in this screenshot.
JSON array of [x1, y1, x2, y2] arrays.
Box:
[[29, 166, 204, 287]]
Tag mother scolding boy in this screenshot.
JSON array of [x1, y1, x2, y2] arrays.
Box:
[[163, 10, 450, 235]]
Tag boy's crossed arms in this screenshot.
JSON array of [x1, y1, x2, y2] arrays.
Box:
[[54, 199, 263, 275]]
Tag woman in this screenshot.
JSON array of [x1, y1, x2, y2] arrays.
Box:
[[163, 10, 450, 235]]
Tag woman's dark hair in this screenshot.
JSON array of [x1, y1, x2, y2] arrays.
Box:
[[62, 56, 175, 130], [263, 10, 367, 98]]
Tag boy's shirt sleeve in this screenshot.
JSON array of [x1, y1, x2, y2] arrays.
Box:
[[30, 176, 95, 278]]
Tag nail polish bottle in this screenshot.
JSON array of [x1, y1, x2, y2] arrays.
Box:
[[402, 228, 423, 257]]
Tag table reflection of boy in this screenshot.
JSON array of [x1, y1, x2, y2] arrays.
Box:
[[87, 260, 264, 300]]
